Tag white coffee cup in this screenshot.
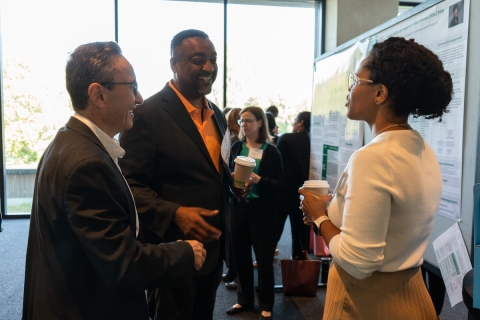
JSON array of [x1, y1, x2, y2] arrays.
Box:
[[302, 180, 330, 197], [233, 156, 256, 189]]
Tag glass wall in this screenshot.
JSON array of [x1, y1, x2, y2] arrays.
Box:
[[226, 3, 315, 133], [0, 0, 316, 215], [0, 0, 115, 214], [118, 0, 225, 106]]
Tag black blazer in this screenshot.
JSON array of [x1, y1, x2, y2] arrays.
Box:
[[229, 140, 283, 207], [276, 131, 310, 206], [23, 117, 194, 320], [119, 83, 231, 275]]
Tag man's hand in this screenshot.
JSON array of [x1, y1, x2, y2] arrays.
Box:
[[174, 206, 221, 244], [231, 173, 253, 198], [184, 240, 207, 271]]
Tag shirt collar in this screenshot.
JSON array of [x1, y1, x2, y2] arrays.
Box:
[[168, 80, 209, 113], [73, 113, 125, 162]]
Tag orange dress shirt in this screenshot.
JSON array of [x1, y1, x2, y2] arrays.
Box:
[[169, 81, 221, 172]]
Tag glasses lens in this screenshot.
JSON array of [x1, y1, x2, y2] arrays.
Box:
[[238, 119, 255, 125], [132, 83, 138, 95], [348, 73, 354, 88]]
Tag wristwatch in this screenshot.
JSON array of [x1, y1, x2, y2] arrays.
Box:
[[312, 215, 330, 236]]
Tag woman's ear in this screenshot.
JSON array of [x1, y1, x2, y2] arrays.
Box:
[[374, 84, 389, 105]]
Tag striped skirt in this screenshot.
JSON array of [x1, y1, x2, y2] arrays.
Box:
[[323, 261, 438, 320]]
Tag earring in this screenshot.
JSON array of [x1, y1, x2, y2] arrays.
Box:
[[375, 99, 379, 103]]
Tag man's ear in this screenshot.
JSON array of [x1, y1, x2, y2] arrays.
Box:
[[170, 57, 177, 72], [375, 84, 389, 105], [88, 83, 107, 109]]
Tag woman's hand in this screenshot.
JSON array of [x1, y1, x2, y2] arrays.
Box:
[[250, 173, 261, 184], [298, 187, 333, 224], [230, 173, 252, 198]]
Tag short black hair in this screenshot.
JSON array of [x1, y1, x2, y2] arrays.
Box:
[[296, 111, 311, 132], [266, 105, 279, 118], [171, 29, 209, 56], [265, 112, 277, 134], [66, 41, 122, 111], [364, 37, 452, 121]]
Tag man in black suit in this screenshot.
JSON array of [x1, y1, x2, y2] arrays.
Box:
[[275, 111, 312, 259], [120, 29, 243, 320], [22, 42, 206, 320]]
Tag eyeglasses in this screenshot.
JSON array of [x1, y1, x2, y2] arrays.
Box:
[[238, 118, 258, 125], [348, 73, 374, 88], [99, 82, 138, 95]]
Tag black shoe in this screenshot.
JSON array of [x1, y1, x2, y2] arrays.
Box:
[[225, 281, 237, 290], [222, 273, 235, 283], [226, 305, 253, 315]]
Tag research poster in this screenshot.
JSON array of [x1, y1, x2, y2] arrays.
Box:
[[310, 0, 469, 220], [310, 40, 369, 191]]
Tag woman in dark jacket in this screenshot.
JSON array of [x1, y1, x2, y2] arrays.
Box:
[[226, 106, 283, 319]]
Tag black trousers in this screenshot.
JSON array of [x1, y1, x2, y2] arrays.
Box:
[[275, 203, 310, 258], [224, 199, 237, 280], [230, 198, 276, 311], [150, 258, 223, 320]]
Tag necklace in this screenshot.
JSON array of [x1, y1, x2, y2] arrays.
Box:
[[373, 123, 409, 139]]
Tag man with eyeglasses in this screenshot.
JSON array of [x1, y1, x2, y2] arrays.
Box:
[[22, 41, 206, 320], [120, 30, 249, 320]]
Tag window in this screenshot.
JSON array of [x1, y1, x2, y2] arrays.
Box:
[[226, 3, 315, 133], [0, 0, 115, 214], [118, 0, 225, 106]]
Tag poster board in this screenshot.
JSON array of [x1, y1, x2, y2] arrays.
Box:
[[310, 0, 480, 270]]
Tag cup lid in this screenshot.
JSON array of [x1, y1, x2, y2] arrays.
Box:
[[303, 180, 329, 187], [235, 156, 256, 167]]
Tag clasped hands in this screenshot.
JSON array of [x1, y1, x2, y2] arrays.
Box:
[[298, 187, 333, 225], [174, 174, 255, 271]]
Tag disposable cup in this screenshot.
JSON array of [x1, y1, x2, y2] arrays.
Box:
[[233, 156, 256, 189], [302, 180, 330, 197]]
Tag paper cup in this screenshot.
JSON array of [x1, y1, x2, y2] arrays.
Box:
[[233, 156, 256, 188], [303, 180, 330, 197]]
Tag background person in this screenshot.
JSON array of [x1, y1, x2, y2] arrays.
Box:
[[300, 37, 452, 319], [275, 111, 311, 259], [226, 107, 242, 145], [22, 41, 205, 320], [266, 105, 279, 118], [223, 106, 242, 290], [119, 29, 244, 320], [265, 111, 279, 144], [226, 106, 283, 319]]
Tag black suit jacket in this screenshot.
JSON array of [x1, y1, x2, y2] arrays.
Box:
[[23, 117, 194, 320], [119, 83, 230, 275], [276, 131, 310, 207]]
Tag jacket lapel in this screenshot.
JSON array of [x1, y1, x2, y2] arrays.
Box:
[[161, 85, 221, 175], [66, 117, 108, 154], [65, 116, 138, 234]]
